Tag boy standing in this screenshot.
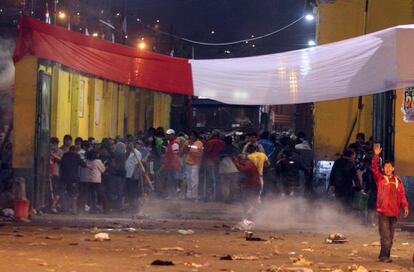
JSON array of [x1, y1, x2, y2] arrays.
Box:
[[372, 143, 409, 263]]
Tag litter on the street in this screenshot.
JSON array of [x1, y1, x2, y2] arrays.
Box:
[[151, 259, 175, 266], [94, 233, 110, 241]]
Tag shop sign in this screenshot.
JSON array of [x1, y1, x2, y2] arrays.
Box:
[[402, 87, 414, 122]]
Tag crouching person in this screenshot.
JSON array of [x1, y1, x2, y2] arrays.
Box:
[[372, 143, 409, 263]]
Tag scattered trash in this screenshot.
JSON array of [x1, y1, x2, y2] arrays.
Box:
[[273, 246, 281, 255], [325, 233, 348, 244], [269, 235, 284, 241], [369, 241, 380, 246], [348, 250, 358, 257], [160, 247, 184, 252], [236, 219, 255, 231], [220, 255, 233, 260], [348, 265, 368, 272], [233, 255, 259, 261], [290, 255, 313, 266], [302, 248, 314, 252], [402, 242, 410, 246], [178, 229, 195, 235], [245, 231, 266, 241], [68, 242, 78, 246], [2, 208, 14, 218], [151, 260, 175, 266], [184, 262, 210, 268], [94, 233, 110, 241], [90, 226, 99, 233], [266, 267, 313, 272], [130, 254, 148, 258], [45, 236, 62, 240], [125, 227, 137, 232]]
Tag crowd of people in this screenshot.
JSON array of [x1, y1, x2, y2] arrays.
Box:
[[0, 126, 410, 263], [46, 127, 314, 216]]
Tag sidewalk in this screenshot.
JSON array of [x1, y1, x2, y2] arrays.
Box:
[[28, 199, 245, 229]]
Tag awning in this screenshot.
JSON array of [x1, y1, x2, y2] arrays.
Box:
[[13, 16, 193, 96], [14, 16, 414, 105]]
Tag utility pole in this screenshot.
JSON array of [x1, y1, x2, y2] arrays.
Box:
[[54, 0, 57, 24]]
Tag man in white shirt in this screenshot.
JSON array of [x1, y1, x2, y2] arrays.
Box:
[[125, 142, 142, 212]]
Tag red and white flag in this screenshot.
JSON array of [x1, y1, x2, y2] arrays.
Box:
[[14, 16, 414, 106]]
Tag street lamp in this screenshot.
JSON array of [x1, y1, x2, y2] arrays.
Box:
[[138, 41, 147, 50], [58, 11, 66, 19], [305, 14, 314, 21]]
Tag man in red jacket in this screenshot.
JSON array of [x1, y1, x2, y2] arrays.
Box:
[[372, 143, 409, 263], [233, 153, 261, 219]]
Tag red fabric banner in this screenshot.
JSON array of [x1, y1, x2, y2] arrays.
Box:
[[13, 16, 193, 96]]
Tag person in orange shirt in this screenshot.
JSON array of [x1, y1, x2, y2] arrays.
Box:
[[183, 131, 204, 201]]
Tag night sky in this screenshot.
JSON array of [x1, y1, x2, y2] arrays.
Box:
[[121, 0, 316, 58], [0, 0, 316, 59]]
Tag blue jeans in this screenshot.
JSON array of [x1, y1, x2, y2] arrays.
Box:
[[203, 164, 218, 201]]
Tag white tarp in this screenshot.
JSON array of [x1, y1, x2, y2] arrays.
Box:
[[190, 25, 414, 105]]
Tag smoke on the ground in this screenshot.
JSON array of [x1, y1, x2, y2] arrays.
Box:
[[0, 38, 15, 94], [254, 197, 367, 233]]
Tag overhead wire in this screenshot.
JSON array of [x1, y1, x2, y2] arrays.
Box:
[[138, 14, 306, 46]]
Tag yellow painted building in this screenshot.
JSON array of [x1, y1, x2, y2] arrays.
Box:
[[13, 58, 173, 207], [44, 63, 171, 142], [315, 0, 414, 176]]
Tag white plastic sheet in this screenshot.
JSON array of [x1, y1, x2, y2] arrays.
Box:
[[190, 25, 414, 105]]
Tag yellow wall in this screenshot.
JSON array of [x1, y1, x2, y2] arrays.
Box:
[[127, 90, 136, 135], [88, 78, 105, 140], [18, 62, 172, 149], [314, 0, 372, 160], [365, 0, 414, 32], [78, 76, 90, 139], [314, 96, 372, 160], [13, 56, 38, 168], [315, 0, 414, 161]]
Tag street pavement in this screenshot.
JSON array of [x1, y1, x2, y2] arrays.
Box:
[[1, 199, 413, 272]]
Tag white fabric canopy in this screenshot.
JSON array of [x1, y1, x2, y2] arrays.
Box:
[[190, 25, 414, 105]]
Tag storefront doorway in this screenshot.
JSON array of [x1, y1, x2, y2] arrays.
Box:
[[33, 70, 52, 209]]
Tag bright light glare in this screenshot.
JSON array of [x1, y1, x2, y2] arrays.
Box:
[[92, 32, 98, 37], [308, 40, 316, 46], [58, 11, 66, 19], [305, 14, 314, 21], [138, 42, 147, 49]]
